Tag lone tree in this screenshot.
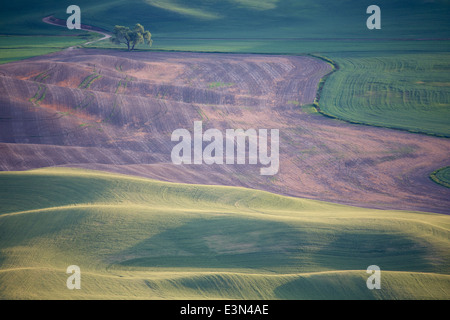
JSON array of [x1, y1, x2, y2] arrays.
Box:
[[111, 23, 152, 51]]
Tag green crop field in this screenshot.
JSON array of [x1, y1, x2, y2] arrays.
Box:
[[0, 34, 100, 64], [0, 0, 449, 301], [2, 0, 450, 39], [318, 52, 450, 137], [0, 168, 449, 299], [2, 0, 450, 55]]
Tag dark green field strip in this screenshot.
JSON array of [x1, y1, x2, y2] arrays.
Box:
[[78, 73, 103, 89], [430, 167, 450, 188], [28, 85, 47, 107], [3, 0, 450, 38]]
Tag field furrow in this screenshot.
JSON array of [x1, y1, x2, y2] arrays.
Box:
[[0, 49, 448, 215]]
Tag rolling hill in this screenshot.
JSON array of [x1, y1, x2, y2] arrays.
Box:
[[0, 0, 449, 301], [0, 49, 449, 214], [0, 167, 449, 299], [2, 0, 450, 39], [2, 1, 449, 138]]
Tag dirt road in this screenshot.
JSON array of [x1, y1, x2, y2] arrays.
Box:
[[42, 16, 111, 47]]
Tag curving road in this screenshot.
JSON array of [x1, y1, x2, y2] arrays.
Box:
[[42, 15, 111, 47]]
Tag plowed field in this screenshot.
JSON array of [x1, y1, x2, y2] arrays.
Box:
[[1, 49, 449, 213]]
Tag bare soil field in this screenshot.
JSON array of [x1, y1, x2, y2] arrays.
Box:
[[0, 49, 449, 213]]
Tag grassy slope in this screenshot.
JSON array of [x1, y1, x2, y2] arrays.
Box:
[[318, 52, 450, 137], [2, 0, 448, 53], [0, 1, 449, 299], [0, 168, 449, 299], [0, 1, 98, 63], [0, 34, 100, 64], [2, 0, 450, 38]]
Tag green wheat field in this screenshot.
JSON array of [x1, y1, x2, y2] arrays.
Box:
[[0, 0, 449, 300], [0, 168, 449, 299]]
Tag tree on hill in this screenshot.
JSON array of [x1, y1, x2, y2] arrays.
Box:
[[111, 23, 152, 51]]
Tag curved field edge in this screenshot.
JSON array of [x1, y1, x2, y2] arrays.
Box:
[[313, 53, 450, 138], [3, 17, 449, 139], [430, 167, 450, 188], [0, 167, 449, 300]]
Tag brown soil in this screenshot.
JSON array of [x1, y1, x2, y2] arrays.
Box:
[[0, 49, 449, 214]]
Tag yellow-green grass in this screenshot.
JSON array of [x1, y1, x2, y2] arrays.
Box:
[[0, 167, 449, 299], [0, 34, 101, 64], [318, 52, 450, 137], [431, 167, 450, 188]]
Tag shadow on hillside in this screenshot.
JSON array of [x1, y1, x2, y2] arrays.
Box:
[[109, 216, 432, 274]]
